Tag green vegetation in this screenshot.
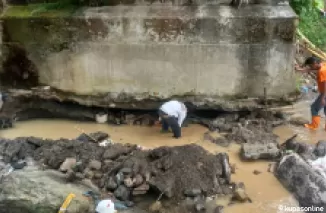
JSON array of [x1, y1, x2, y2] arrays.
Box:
[[2, 3, 78, 17], [290, 0, 326, 50]]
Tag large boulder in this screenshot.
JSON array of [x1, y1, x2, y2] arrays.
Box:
[[275, 154, 326, 209], [0, 165, 92, 213]]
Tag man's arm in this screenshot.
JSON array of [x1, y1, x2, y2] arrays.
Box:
[[177, 110, 187, 127], [322, 81, 326, 99], [295, 64, 313, 73]]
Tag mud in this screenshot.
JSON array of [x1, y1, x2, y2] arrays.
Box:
[[0, 134, 232, 205]]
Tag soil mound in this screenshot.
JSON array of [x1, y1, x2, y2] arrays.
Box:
[[0, 134, 229, 202]]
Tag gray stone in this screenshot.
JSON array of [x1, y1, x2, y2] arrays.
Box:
[[195, 203, 206, 212], [241, 143, 280, 160], [124, 177, 134, 188], [120, 168, 132, 175], [94, 172, 103, 179], [88, 160, 102, 170], [59, 158, 76, 172], [184, 189, 202, 197], [214, 206, 224, 213], [132, 174, 144, 187], [84, 168, 94, 179], [314, 141, 326, 157], [275, 154, 326, 208], [0, 166, 90, 213], [106, 176, 118, 191], [114, 185, 131, 201], [233, 182, 249, 202]]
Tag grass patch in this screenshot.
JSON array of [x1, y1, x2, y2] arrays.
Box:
[[2, 3, 79, 17], [290, 0, 326, 50]]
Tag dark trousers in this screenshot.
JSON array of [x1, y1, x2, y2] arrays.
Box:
[[158, 110, 181, 138], [311, 94, 326, 116]]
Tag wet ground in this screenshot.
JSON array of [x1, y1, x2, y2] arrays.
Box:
[[1, 92, 324, 213], [0, 119, 312, 213]]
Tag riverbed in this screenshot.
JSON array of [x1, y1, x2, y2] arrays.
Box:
[[1, 118, 321, 213]]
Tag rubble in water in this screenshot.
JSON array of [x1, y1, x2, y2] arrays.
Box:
[[0, 132, 245, 213]]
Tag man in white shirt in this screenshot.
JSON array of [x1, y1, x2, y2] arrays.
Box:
[[158, 100, 187, 139]]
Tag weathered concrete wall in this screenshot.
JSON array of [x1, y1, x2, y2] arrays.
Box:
[[0, 5, 297, 109]]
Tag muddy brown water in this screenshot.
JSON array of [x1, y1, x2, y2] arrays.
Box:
[[1, 118, 324, 213]]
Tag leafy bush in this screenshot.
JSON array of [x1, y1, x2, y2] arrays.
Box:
[[290, 0, 326, 50]]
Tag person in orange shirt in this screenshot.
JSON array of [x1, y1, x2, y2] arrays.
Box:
[[296, 56, 326, 130]]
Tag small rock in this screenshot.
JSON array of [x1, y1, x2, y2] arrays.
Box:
[[230, 164, 236, 174], [120, 168, 132, 175], [114, 185, 131, 201], [116, 172, 124, 185], [94, 172, 103, 179], [253, 170, 261, 175], [124, 177, 134, 188], [233, 182, 249, 202], [66, 170, 76, 182], [145, 172, 151, 182], [75, 172, 85, 180], [314, 141, 326, 157], [195, 203, 206, 212], [268, 163, 274, 173], [214, 206, 224, 213], [134, 183, 150, 191], [59, 158, 76, 172], [184, 189, 202, 197], [132, 174, 144, 187], [125, 201, 135, 207], [214, 137, 231, 147], [217, 153, 231, 184], [107, 176, 118, 191], [88, 160, 102, 170], [84, 168, 94, 179], [149, 201, 162, 213]]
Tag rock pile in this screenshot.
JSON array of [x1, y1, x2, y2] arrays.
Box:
[[0, 133, 234, 207]]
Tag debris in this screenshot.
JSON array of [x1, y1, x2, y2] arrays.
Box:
[[241, 143, 280, 160], [114, 185, 130, 201], [106, 176, 118, 191], [276, 154, 326, 208], [214, 206, 224, 213], [232, 182, 250, 202], [124, 177, 133, 188], [149, 201, 162, 212], [195, 203, 206, 212], [95, 113, 108, 124], [59, 158, 77, 173], [217, 153, 231, 184], [88, 160, 102, 170], [132, 174, 144, 187], [314, 141, 326, 157], [267, 163, 274, 173], [58, 193, 76, 213], [230, 164, 236, 174], [253, 170, 261, 175], [184, 189, 202, 197]]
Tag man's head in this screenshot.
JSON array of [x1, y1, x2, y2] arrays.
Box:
[[304, 56, 322, 70]]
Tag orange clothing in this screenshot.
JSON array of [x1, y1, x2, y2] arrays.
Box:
[[317, 63, 326, 93]]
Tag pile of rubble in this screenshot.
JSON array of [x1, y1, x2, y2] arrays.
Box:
[[0, 132, 245, 213]]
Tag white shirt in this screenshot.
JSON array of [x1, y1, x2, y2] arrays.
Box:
[[160, 100, 187, 127], [95, 200, 115, 213]]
